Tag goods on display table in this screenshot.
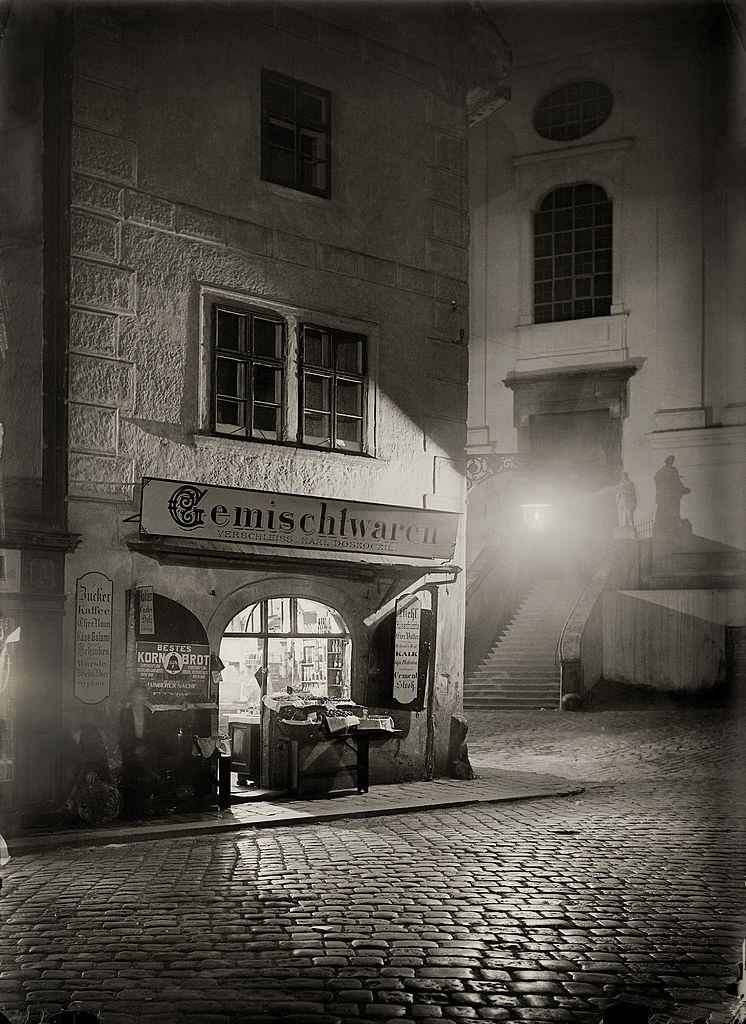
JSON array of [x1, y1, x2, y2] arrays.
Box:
[[263, 690, 399, 797], [263, 691, 396, 740]]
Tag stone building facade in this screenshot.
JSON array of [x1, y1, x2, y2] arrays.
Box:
[[463, 1, 745, 708], [0, 1, 509, 828], [468, 0, 745, 550]]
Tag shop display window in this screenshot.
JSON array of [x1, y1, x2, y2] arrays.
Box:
[[219, 597, 351, 731]]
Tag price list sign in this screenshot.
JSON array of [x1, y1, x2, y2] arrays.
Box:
[[392, 594, 422, 706], [74, 572, 113, 705]]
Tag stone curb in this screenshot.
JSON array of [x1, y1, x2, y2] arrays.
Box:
[[6, 780, 584, 857]]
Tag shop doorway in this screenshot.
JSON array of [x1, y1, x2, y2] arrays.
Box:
[[218, 597, 352, 790]]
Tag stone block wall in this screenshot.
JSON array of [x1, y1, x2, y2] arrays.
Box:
[[67, 2, 472, 507]]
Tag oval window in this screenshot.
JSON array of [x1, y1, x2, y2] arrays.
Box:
[[534, 81, 613, 142]]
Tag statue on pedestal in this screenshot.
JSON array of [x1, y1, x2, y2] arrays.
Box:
[[614, 472, 637, 536], [654, 455, 690, 534]]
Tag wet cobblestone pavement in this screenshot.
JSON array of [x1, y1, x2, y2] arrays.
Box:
[[1, 698, 744, 1024]]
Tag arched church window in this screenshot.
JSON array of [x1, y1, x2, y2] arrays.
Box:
[[534, 81, 613, 141], [533, 182, 612, 324]]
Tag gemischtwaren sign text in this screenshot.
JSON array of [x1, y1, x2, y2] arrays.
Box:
[[139, 478, 460, 561]]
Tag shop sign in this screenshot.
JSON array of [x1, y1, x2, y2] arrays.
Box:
[[74, 572, 113, 705], [392, 595, 422, 705], [136, 641, 210, 704], [140, 477, 460, 561], [138, 586, 155, 634]]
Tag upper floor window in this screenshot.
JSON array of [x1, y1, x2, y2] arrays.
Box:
[[261, 69, 331, 198], [300, 325, 367, 452], [533, 183, 612, 324], [534, 81, 613, 142], [212, 305, 285, 441]]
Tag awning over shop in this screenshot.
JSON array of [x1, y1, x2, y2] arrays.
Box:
[[127, 535, 461, 587]]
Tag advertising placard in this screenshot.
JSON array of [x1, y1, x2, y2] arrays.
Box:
[[140, 477, 460, 561], [74, 572, 113, 705], [392, 594, 422, 706], [138, 586, 155, 635], [136, 641, 210, 705]]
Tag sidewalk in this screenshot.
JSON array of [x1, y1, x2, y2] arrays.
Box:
[[6, 765, 582, 855]]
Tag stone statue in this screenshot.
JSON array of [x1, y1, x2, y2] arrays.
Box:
[[654, 455, 690, 532], [615, 472, 637, 531]]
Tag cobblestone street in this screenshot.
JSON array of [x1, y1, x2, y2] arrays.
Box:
[[1, 697, 745, 1024]]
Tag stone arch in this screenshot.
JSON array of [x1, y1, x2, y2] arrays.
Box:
[[207, 574, 371, 699]]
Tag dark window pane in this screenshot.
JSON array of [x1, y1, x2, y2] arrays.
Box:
[[535, 257, 552, 281], [535, 234, 552, 258], [304, 412, 331, 446], [304, 374, 331, 412], [574, 228, 593, 252], [575, 276, 592, 298], [535, 211, 553, 234], [299, 128, 324, 160], [594, 297, 611, 316], [297, 90, 326, 124], [574, 251, 594, 274], [301, 159, 327, 192], [268, 147, 295, 182], [266, 77, 294, 115], [574, 299, 593, 318], [534, 304, 552, 323], [595, 226, 612, 248], [254, 365, 281, 404], [335, 334, 365, 374], [554, 186, 574, 209], [253, 319, 282, 359], [595, 201, 612, 225], [554, 278, 572, 301], [216, 309, 242, 351], [304, 329, 331, 367], [554, 232, 572, 254], [555, 255, 572, 278], [534, 281, 552, 304], [554, 208, 572, 231], [217, 358, 244, 398], [574, 203, 594, 228], [336, 416, 362, 452], [253, 404, 279, 439], [336, 380, 362, 416], [216, 399, 245, 430], [555, 301, 572, 318], [595, 274, 612, 297], [594, 250, 612, 274], [268, 118, 295, 150]]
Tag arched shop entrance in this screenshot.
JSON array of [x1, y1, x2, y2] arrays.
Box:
[[218, 596, 352, 790]]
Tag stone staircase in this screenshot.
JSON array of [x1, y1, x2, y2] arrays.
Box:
[[464, 577, 586, 710]]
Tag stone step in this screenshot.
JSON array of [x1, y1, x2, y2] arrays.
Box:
[[464, 699, 560, 710]]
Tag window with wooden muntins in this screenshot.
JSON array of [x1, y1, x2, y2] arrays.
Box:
[[533, 183, 612, 324], [300, 325, 367, 452], [261, 69, 331, 198], [212, 304, 285, 441]]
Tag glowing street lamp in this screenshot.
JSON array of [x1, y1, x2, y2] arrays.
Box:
[[518, 502, 555, 532]]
